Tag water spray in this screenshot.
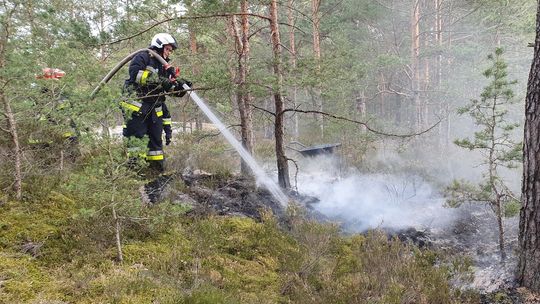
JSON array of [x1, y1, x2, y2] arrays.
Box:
[[182, 83, 289, 205]]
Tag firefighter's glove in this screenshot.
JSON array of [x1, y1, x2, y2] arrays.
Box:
[[164, 65, 180, 80], [165, 134, 172, 145], [178, 78, 193, 89], [170, 79, 191, 97], [160, 77, 175, 91]]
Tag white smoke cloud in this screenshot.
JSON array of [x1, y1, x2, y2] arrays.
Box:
[[296, 156, 457, 232]]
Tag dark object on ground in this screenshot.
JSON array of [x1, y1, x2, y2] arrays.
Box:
[[395, 227, 432, 248], [21, 241, 43, 257], [144, 174, 175, 204], [287, 141, 341, 157]]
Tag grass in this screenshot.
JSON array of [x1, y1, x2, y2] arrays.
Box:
[[0, 146, 479, 303]]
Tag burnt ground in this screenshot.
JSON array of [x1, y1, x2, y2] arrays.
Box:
[[143, 169, 323, 222], [394, 204, 530, 303], [144, 171, 537, 303]]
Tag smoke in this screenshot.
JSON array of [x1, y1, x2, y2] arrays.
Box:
[[294, 154, 519, 291], [296, 155, 457, 232]]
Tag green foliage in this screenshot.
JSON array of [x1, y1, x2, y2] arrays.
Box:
[[448, 49, 521, 260], [450, 49, 521, 211], [504, 199, 521, 217], [445, 179, 491, 207]]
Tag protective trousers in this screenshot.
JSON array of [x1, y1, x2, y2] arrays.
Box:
[[123, 101, 165, 172]]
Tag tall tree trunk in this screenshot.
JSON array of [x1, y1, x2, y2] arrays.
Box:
[[357, 91, 366, 133], [288, 0, 299, 140], [0, 6, 22, 200], [186, 2, 203, 131], [230, 0, 254, 176], [518, 1, 540, 292], [312, 0, 324, 138], [192, 35, 203, 131], [411, 0, 422, 131], [422, 36, 430, 128], [378, 72, 386, 118], [435, 0, 442, 87], [269, 0, 290, 189], [435, 0, 447, 150], [240, 0, 254, 174]]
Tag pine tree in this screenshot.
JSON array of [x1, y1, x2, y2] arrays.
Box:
[[447, 48, 521, 261]]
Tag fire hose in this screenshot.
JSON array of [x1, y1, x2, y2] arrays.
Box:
[[90, 48, 171, 99]]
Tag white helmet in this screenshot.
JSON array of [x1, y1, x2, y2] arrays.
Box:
[[150, 33, 178, 50]]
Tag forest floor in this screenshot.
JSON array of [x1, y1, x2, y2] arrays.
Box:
[[0, 163, 537, 303]]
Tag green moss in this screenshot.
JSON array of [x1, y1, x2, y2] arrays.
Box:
[[0, 166, 478, 304], [0, 191, 75, 251], [0, 253, 64, 303], [182, 286, 240, 304]]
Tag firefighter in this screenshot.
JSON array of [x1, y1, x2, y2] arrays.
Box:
[[122, 33, 191, 173]]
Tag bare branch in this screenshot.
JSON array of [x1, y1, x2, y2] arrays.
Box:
[[282, 108, 440, 138], [252, 104, 276, 117], [287, 157, 299, 192], [128, 87, 214, 100], [248, 25, 269, 40]]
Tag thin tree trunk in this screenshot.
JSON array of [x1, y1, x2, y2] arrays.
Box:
[[411, 0, 422, 131], [495, 198, 506, 261], [435, 0, 446, 150], [435, 0, 442, 87], [489, 95, 506, 261], [187, 4, 203, 131], [379, 72, 386, 118], [288, 0, 299, 140], [112, 203, 123, 263], [519, 1, 540, 291], [1, 95, 22, 200], [230, 0, 254, 176], [357, 91, 366, 133], [269, 0, 290, 189], [312, 0, 324, 138], [422, 39, 429, 128], [0, 6, 22, 200]]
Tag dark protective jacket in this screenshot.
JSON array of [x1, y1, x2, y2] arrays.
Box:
[[124, 50, 169, 104]]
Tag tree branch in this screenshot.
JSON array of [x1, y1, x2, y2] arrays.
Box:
[[100, 13, 273, 46], [130, 87, 215, 100], [282, 108, 440, 138], [252, 104, 276, 117], [287, 156, 300, 192]]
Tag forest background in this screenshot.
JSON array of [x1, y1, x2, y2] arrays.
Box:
[[0, 0, 537, 303]]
